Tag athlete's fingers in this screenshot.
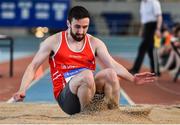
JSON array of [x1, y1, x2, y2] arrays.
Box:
[[135, 72, 155, 77], [13, 93, 25, 102]]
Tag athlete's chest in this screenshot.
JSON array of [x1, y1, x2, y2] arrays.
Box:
[[68, 41, 85, 52]]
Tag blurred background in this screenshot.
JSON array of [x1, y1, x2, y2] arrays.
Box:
[[1, 0, 179, 71], [0, 0, 179, 37]]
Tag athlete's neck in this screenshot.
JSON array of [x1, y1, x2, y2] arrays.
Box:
[[67, 30, 85, 43]]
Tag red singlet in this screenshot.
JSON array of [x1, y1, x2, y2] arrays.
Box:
[[49, 31, 96, 99]]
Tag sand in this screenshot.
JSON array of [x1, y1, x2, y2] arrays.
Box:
[[0, 102, 180, 124]]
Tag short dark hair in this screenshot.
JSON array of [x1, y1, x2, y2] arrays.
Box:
[[68, 6, 90, 23]]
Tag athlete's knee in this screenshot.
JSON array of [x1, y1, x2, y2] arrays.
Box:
[[105, 68, 120, 91], [80, 70, 95, 89], [105, 68, 118, 83]]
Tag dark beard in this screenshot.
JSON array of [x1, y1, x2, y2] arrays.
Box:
[[70, 30, 85, 42]]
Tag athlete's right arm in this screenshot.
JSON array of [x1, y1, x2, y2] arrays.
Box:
[[13, 34, 60, 102]]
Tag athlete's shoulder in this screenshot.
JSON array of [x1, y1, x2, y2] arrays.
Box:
[[45, 32, 62, 43], [87, 33, 104, 44], [40, 31, 62, 51], [87, 33, 106, 49]]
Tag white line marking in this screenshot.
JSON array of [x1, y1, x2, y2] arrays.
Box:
[[6, 68, 50, 103], [120, 88, 135, 105], [6, 97, 16, 103]]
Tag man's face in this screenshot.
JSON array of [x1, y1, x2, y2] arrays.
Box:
[[69, 18, 89, 42]]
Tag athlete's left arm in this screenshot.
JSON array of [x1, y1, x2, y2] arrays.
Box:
[[94, 38, 155, 84]]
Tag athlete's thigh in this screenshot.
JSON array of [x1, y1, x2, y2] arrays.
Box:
[[69, 69, 94, 94]]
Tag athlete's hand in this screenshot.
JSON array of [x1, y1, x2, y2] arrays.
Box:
[[134, 72, 156, 85], [13, 91, 26, 102]]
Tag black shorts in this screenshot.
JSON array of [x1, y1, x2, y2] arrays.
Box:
[[56, 81, 80, 115]]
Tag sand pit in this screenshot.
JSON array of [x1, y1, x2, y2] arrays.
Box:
[[0, 102, 180, 124]]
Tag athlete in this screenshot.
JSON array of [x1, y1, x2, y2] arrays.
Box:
[[13, 6, 155, 115]]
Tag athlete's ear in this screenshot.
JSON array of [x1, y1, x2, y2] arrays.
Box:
[[67, 20, 70, 28]]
